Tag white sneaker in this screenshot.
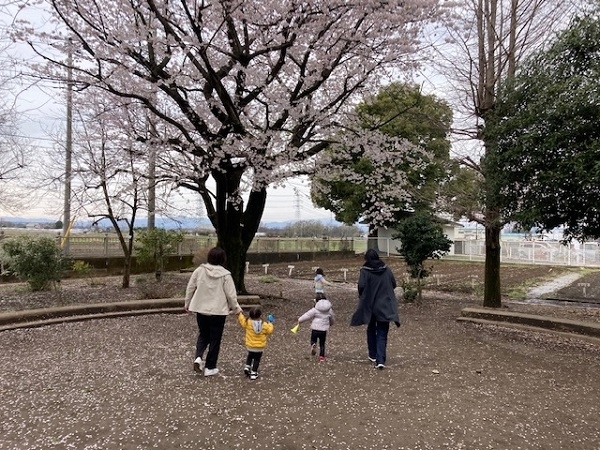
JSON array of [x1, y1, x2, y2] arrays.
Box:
[[249, 371, 258, 380], [193, 357, 204, 374], [376, 364, 385, 370], [368, 357, 376, 363], [204, 368, 219, 377]]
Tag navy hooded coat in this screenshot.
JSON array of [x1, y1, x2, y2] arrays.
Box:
[[350, 250, 400, 327]]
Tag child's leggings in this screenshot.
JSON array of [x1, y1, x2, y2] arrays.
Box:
[[310, 329, 327, 357], [246, 351, 263, 372]]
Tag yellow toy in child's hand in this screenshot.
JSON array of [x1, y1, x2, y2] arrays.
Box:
[[290, 324, 299, 334]]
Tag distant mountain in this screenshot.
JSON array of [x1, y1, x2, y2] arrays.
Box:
[[74, 216, 214, 230]]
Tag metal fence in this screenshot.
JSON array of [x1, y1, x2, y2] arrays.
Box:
[[453, 239, 600, 267], [59, 235, 358, 258], [365, 237, 600, 268], [51, 234, 600, 268]]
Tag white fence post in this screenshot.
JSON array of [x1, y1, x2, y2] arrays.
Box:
[[340, 268, 348, 281]]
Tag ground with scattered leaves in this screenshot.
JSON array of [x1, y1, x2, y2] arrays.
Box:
[[1, 259, 600, 449]]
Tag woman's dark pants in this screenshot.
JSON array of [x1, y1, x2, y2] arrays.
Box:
[[367, 318, 390, 365], [195, 313, 227, 370]]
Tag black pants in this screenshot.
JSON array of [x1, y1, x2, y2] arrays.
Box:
[[245, 351, 263, 372], [310, 329, 327, 357], [195, 314, 227, 370]]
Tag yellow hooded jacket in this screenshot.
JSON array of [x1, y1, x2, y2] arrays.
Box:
[[238, 313, 274, 351]]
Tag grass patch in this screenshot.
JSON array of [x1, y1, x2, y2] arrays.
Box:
[[507, 284, 533, 300], [258, 275, 280, 284]]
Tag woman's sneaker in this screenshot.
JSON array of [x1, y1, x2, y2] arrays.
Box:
[[193, 357, 204, 374], [244, 365, 251, 376], [249, 371, 259, 380], [204, 368, 219, 377], [375, 364, 385, 370]]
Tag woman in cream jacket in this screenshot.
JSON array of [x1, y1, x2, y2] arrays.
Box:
[[185, 247, 242, 377]]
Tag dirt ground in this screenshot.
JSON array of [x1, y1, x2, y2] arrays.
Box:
[[1, 259, 600, 449]]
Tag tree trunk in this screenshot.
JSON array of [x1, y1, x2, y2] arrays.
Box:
[[122, 255, 131, 288], [211, 169, 267, 294], [367, 224, 379, 252], [108, 217, 134, 289], [483, 222, 502, 308], [121, 231, 135, 289]]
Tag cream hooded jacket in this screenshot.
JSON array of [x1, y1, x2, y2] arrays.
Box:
[[184, 263, 240, 315]]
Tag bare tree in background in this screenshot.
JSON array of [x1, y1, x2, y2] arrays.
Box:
[[68, 94, 167, 288], [433, 0, 581, 307], [0, 37, 27, 211]]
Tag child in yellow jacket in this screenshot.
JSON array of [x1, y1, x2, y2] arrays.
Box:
[[237, 307, 274, 380]]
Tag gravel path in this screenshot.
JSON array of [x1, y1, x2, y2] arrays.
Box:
[[1, 276, 600, 449], [526, 272, 584, 299]]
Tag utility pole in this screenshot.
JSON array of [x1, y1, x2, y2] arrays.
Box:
[[147, 120, 156, 230], [294, 188, 302, 237], [62, 42, 73, 254]]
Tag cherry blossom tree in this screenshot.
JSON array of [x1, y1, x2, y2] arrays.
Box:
[[16, 0, 443, 291], [311, 83, 452, 242]]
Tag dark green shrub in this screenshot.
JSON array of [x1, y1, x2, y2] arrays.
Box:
[[401, 280, 419, 303], [394, 211, 452, 302], [1, 236, 65, 291]]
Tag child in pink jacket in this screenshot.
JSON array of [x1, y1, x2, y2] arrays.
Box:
[[296, 293, 334, 361]]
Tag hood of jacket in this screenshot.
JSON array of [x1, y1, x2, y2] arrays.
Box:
[[200, 263, 231, 278], [251, 319, 263, 334], [315, 299, 332, 313], [362, 263, 387, 274]]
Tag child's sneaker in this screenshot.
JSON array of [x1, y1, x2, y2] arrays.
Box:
[[319, 356, 326, 362], [249, 371, 259, 380], [244, 365, 251, 376], [310, 343, 317, 356], [193, 357, 204, 374]]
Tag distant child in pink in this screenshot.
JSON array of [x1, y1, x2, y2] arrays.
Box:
[[296, 293, 335, 362]]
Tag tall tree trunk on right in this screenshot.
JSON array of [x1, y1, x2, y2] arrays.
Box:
[[483, 218, 502, 308]]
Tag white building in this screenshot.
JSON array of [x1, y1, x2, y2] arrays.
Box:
[[376, 221, 462, 256]]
